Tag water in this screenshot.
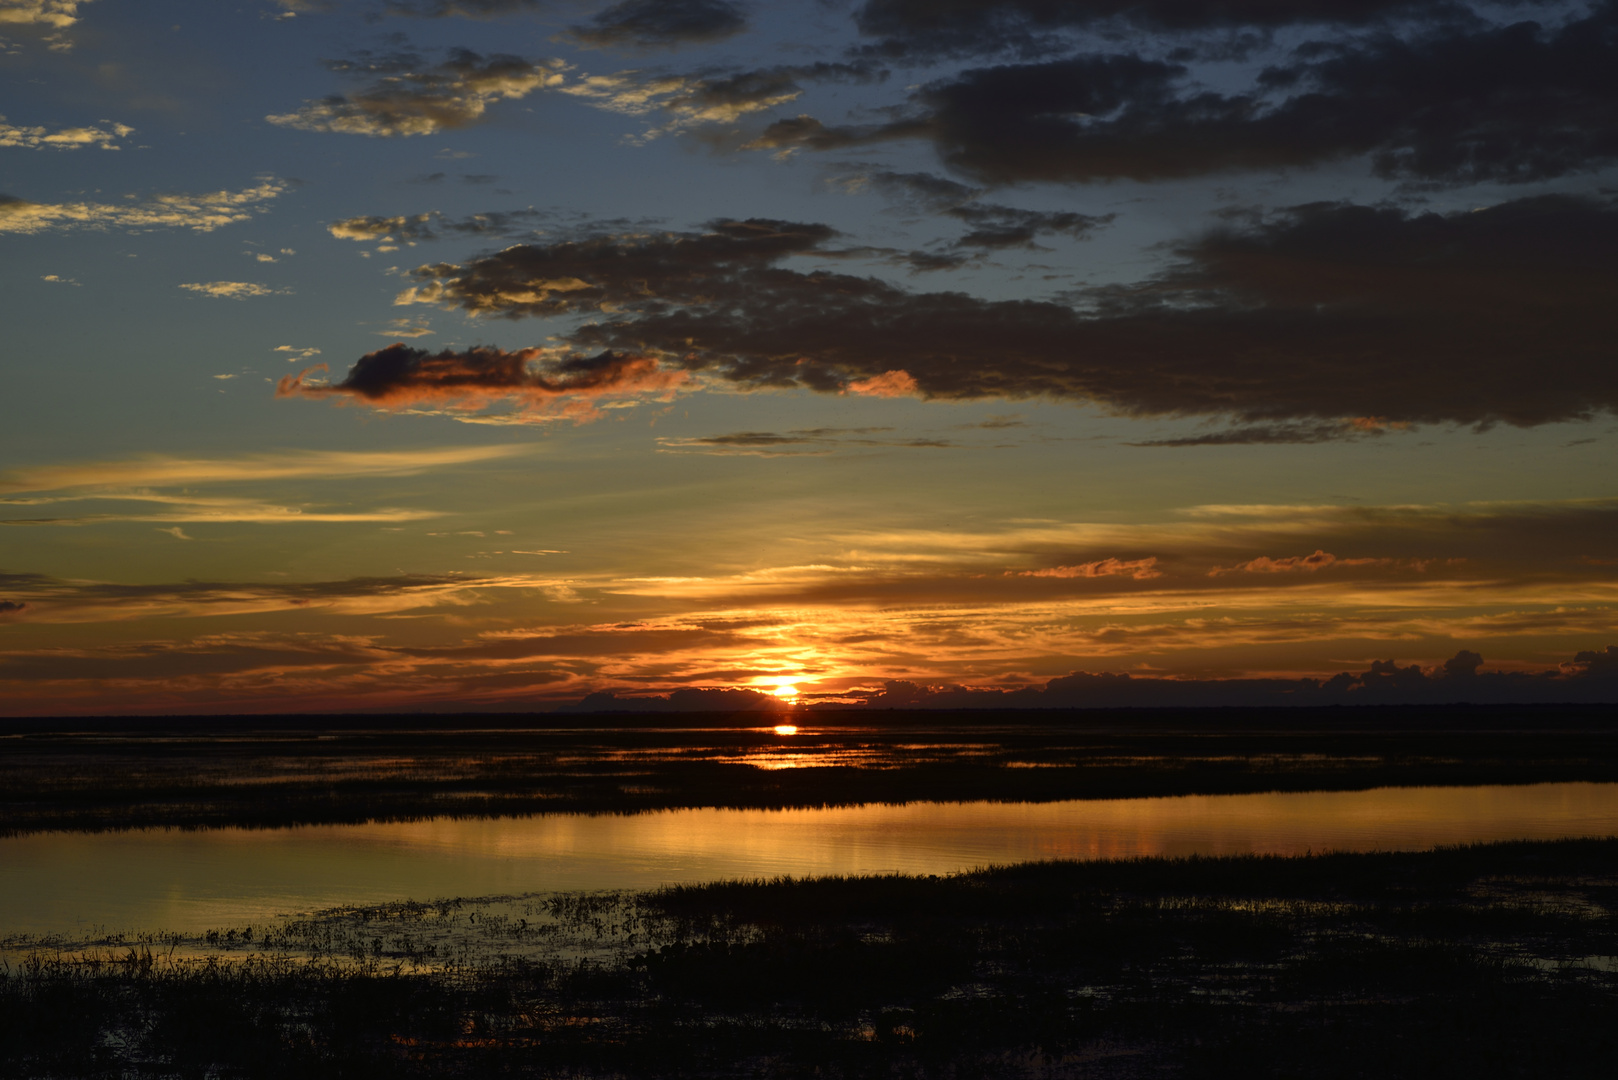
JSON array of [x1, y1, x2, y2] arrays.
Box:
[[4, 781, 1617, 936]]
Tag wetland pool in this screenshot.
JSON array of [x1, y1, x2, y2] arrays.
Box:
[[5, 780, 1618, 936]]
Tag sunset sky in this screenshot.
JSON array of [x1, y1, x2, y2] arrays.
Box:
[[3, 0, 1617, 714]]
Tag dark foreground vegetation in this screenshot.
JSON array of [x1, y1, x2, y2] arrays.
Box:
[[5, 839, 1618, 1078], [4, 705, 1618, 836]]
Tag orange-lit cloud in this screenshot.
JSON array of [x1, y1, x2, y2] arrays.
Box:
[[1013, 557, 1161, 580], [3, 491, 1616, 713], [277, 344, 689, 422], [266, 50, 566, 137], [846, 370, 920, 398], [1211, 550, 1372, 575]]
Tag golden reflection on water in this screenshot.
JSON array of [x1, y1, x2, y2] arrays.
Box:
[[4, 782, 1618, 936]]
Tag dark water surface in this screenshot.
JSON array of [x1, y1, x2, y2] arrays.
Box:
[[4, 781, 1617, 936]]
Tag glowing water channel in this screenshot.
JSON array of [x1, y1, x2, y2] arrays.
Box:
[[5, 782, 1618, 936]]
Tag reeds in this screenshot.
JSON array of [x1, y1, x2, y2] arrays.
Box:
[[4, 839, 1617, 1078]]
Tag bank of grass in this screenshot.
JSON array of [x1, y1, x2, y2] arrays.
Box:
[[3, 705, 1617, 836], [5, 839, 1617, 1078]]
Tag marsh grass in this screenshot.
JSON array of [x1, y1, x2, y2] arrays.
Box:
[[4, 705, 1618, 836], [5, 839, 1618, 1078]]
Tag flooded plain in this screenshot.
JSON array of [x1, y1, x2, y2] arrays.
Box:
[[5, 780, 1618, 936]]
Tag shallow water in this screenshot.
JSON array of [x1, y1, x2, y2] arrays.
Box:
[[4, 781, 1617, 936]]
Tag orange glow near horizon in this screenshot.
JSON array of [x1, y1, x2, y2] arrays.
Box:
[[773, 724, 799, 736]]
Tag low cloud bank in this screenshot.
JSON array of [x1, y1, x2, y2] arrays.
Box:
[[561, 647, 1618, 711]]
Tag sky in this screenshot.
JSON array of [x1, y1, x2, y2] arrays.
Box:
[[2, 0, 1617, 714]]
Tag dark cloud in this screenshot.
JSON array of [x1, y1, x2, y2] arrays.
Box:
[[267, 48, 562, 137], [947, 202, 1113, 249], [278, 344, 687, 416], [850, 0, 1546, 60], [656, 427, 956, 454], [702, 60, 885, 104], [847, 170, 1114, 249], [383, 0, 545, 17], [1129, 420, 1399, 446], [393, 197, 1618, 427], [566, 0, 750, 50], [0, 600, 28, 618], [561, 687, 783, 712], [399, 218, 837, 316], [851, 169, 980, 207], [773, 6, 1618, 187], [742, 113, 928, 155], [898, 250, 970, 272], [1572, 645, 1618, 677]]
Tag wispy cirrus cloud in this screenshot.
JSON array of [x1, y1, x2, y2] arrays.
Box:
[[267, 48, 565, 137], [0, 444, 530, 495], [376, 318, 435, 337], [0, 179, 285, 234], [0, 498, 442, 528], [0, 569, 569, 623]]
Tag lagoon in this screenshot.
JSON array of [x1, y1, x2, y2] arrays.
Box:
[[5, 780, 1618, 936]]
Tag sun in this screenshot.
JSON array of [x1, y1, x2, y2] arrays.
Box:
[[771, 682, 799, 699]]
